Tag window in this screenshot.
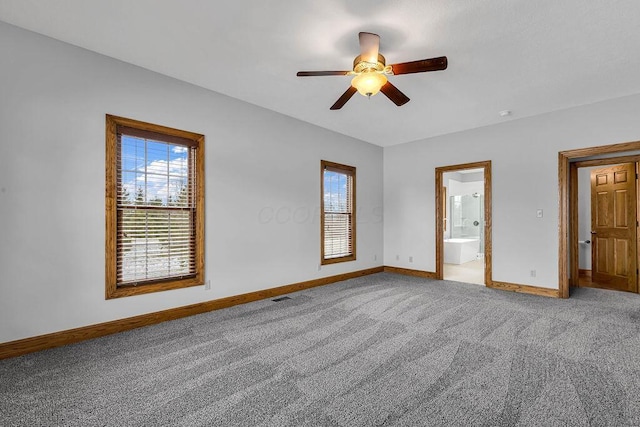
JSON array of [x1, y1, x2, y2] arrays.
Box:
[[321, 160, 356, 264], [105, 115, 204, 298]]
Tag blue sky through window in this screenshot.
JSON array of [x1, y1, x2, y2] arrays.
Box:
[[120, 135, 189, 206], [324, 170, 349, 212]]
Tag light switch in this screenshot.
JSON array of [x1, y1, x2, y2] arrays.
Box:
[[536, 209, 543, 218]]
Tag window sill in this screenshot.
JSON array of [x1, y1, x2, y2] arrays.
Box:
[[106, 276, 203, 299], [321, 255, 356, 266]]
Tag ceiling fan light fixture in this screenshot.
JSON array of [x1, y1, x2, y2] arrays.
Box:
[[351, 71, 387, 97], [296, 32, 447, 109]]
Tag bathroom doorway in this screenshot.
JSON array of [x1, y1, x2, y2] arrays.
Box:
[[436, 161, 492, 285]]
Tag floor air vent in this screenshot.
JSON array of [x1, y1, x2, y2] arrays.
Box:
[[272, 296, 291, 302]]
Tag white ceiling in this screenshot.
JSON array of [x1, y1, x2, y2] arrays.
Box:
[[2, 0, 640, 147]]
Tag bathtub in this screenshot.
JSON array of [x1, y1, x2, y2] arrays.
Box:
[[444, 238, 479, 264]]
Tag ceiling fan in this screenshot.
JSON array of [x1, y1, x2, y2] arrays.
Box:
[[297, 32, 447, 110]]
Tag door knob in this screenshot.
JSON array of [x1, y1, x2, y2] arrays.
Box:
[[590, 231, 597, 234]]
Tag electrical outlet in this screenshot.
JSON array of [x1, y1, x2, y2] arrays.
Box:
[[530, 270, 536, 278], [536, 209, 543, 218], [204, 280, 211, 290], [396, 254, 400, 261], [374, 254, 377, 261], [409, 256, 413, 263]]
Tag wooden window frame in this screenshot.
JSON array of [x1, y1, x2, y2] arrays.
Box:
[[321, 160, 356, 265], [105, 115, 205, 299]]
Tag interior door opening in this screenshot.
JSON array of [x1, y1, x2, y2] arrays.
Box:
[[572, 159, 639, 293], [559, 141, 640, 298], [436, 161, 492, 286]]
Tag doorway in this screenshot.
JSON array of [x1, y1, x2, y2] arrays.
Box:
[[436, 161, 492, 285], [558, 140, 640, 298], [571, 158, 639, 293]]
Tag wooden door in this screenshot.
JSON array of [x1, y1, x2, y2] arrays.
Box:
[[591, 163, 638, 292]]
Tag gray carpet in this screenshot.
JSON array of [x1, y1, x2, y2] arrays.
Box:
[[2, 273, 640, 426]]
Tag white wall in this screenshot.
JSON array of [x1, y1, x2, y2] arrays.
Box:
[[384, 92, 640, 289], [447, 179, 484, 199], [577, 167, 596, 269], [0, 22, 383, 343]]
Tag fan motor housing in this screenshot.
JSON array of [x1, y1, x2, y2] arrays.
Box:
[[353, 54, 386, 73]]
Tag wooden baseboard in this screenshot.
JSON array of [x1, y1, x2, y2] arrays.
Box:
[[383, 266, 560, 298], [487, 281, 560, 298], [0, 266, 383, 360], [383, 266, 438, 279], [576, 269, 592, 287], [578, 269, 592, 278]]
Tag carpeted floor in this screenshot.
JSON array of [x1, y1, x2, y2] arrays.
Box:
[[2, 273, 640, 426]]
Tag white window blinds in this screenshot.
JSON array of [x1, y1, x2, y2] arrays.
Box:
[[116, 128, 197, 285], [322, 161, 356, 262]]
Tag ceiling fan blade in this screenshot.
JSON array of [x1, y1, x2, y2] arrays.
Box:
[[390, 56, 448, 75], [297, 71, 351, 77], [380, 81, 410, 106], [330, 86, 358, 110], [359, 32, 380, 63]]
